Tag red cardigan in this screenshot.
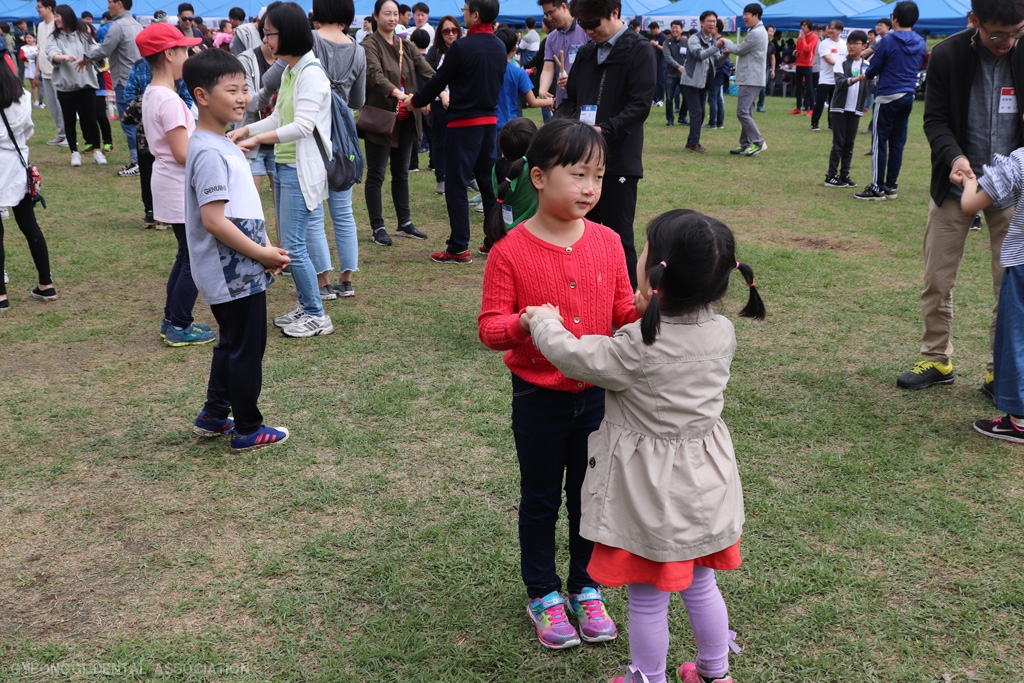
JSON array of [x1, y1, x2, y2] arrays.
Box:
[[795, 32, 818, 68], [478, 219, 640, 392]]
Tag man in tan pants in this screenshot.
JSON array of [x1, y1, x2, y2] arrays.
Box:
[[898, 0, 1024, 393]]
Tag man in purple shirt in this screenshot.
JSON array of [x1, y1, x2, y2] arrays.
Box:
[[538, 0, 591, 111]]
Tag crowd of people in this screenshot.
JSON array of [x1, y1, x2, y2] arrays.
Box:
[[4, 0, 1024, 681]]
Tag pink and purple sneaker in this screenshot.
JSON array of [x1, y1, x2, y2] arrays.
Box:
[[527, 591, 581, 649], [568, 586, 618, 643], [677, 662, 733, 683]]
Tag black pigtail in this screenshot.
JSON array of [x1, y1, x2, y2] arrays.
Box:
[[641, 261, 667, 345], [736, 262, 766, 320], [484, 157, 527, 246]]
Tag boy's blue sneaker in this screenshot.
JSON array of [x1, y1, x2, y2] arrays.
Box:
[[193, 411, 235, 437], [230, 425, 290, 452], [568, 586, 618, 643], [164, 323, 216, 347], [161, 319, 212, 339]]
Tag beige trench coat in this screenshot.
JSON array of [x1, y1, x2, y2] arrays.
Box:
[[530, 308, 745, 563]]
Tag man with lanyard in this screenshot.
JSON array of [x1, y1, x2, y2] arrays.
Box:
[[80, 0, 142, 176], [662, 19, 687, 125], [557, 0, 655, 288], [896, 0, 1024, 393], [679, 10, 724, 154], [538, 0, 591, 117]]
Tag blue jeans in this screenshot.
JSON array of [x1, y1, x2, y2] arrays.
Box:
[[326, 187, 359, 274], [869, 92, 914, 189], [511, 373, 604, 598], [758, 67, 771, 108], [994, 265, 1024, 416], [444, 124, 497, 253], [306, 204, 331, 275], [274, 163, 324, 317], [114, 83, 138, 164], [708, 72, 727, 126]]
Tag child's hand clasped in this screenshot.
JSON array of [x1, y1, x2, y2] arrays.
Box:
[[260, 246, 291, 275], [520, 303, 562, 330]]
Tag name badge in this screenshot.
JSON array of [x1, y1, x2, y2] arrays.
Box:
[[679, 46, 685, 54], [580, 105, 597, 125], [1000, 87, 1018, 114], [502, 204, 513, 227], [568, 46, 579, 64]]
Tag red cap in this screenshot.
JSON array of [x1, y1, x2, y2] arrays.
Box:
[[135, 23, 202, 58]]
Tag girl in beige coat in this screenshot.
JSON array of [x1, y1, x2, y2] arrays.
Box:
[[526, 209, 765, 683]]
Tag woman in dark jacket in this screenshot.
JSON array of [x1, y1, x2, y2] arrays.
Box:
[[361, 0, 434, 245], [424, 14, 460, 194]]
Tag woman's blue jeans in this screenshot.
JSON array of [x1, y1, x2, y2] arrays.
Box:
[[274, 163, 324, 317], [326, 187, 359, 274]]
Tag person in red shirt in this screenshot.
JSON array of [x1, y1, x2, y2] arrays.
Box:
[[478, 119, 640, 651], [790, 18, 817, 114]]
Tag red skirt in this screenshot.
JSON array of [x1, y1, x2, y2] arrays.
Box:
[[588, 539, 742, 592]]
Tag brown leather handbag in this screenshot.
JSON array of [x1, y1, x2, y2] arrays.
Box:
[[357, 37, 402, 136]]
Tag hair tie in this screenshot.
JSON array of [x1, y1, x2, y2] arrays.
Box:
[[496, 198, 503, 204], [660, 261, 667, 269], [749, 282, 755, 288], [651, 289, 658, 295], [735, 261, 740, 269], [522, 155, 529, 164], [504, 177, 513, 185]]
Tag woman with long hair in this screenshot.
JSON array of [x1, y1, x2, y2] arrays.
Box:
[[44, 4, 105, 166], [230, 2, 334, 338], [0, 61, 57, 310], [361, 0, 434, 245], [424, 14, 458, 195]]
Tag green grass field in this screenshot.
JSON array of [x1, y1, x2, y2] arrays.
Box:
[[1, 96, 1022, 683]]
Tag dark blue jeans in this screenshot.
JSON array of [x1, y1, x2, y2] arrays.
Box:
[[204, 290, 267, 435], [681, 85, 707, 146], [708, 72, 727, 126], [431, 103, 448, 182], [164, 223, 198, 328], [993, 266, 1024, 417], [665, 78, 683, 123], [511, 373, 604, 598], [114, 83, 138, 164], [870, 92, 914, 189], [444, 124, 497, 253], [655, 61, 666, 103]]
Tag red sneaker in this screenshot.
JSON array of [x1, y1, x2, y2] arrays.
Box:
[[789, 108, 802, 115], [678, 662, 733, 683], [430, 249, 473, 264]]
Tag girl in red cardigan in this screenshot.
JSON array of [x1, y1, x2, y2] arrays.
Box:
[[478, 119, 640, 651]]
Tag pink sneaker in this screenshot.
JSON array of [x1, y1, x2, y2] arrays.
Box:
[[677, 661, 733, 683], [610, 664, 652, 683], [568, 586, 618, 642], [527, 592, 581, 649]]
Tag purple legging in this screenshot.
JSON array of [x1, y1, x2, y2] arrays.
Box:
[[627, 567, 732, 683]]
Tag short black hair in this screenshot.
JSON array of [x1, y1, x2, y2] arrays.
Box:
[[81, 10, 93, 19], [876, 17, 892, 28], [313, 0, 355, 26], [569, 0, 621, 22], [800, 18, 812, 29], [101, 11, 111, 20], [412, 2, 430, 13], [536, 0, 566, 8], [972, 0, 1024, 25], [766, 23, 774, 30], [495, 25, 518, 53], [743, 2, 762, 18], [846, 29, 868, 44], [891, 0, 919, 28], [182, 46, 246, 103], [229, 7, 246, 21], [828, 19, 843, 30], [715, 17, 724, 32], [374, 0, 398, 16], [178, 3, 194, 14], [525, 16, 536, 28], [266, 2, 314, 57], [39, 0, 55, 9], [120, 0, 132, 10], [699, 10, 718, 22], [467, 0, 499, 23], [398, 4, 411, 14], [410, 27, 431, 47], [629, 18, 641, 29], [649, 21, 659, 29]]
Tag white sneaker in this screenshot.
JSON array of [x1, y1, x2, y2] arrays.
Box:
[[273, 303, 305, 328], [93, 150, 107, 165], [70, 152, 82, 167], [282, 313, 333, 338]]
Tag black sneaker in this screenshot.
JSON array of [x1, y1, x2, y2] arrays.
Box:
[[30, 286, 58, 302], [982, 372, 995, 401], [896, 360, 954, 389], [884, 184, 898, 199], [729, 145, 749, 155], [395, 223, 427, 239], [328, 281, 355, 297], [824, 175, 844, 188], [973, 415, 1024, 443], [838, 176, 857, 188], [0, 298, 9, 312], [810, 125, 821, 132], [143, 210, 157, 229], [118, 162, 139, 177], [971, 214, 983, 231], [855, 185, 887, 201], [372, 227, 393, 246]]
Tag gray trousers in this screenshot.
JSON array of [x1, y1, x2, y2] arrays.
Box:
[[736, 85, 763, 147], [41, 77, 64, 138]]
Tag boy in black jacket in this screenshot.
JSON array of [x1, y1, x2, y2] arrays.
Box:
[[411, 0, 506, 264], [824, 30, 869, 188], [556, 0, 655, 288]]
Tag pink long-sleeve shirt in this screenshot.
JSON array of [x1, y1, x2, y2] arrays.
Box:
[[478, 219, 640, 392]]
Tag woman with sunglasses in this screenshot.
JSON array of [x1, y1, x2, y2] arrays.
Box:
[[362, 0, 435, 246], [425, 15, 460, 194]]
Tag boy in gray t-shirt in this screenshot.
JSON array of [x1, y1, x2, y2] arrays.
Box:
[[181, 49, 291, 452]]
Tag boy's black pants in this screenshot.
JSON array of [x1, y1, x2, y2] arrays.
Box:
[[827, 111, 860, 179], [204, 291, 267, 435]]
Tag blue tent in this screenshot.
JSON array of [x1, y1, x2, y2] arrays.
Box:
[[761, 0, 885, 31], [642, 0, 747, 31], [0, 1, 271, 23], [846, 0, 970, 34]]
